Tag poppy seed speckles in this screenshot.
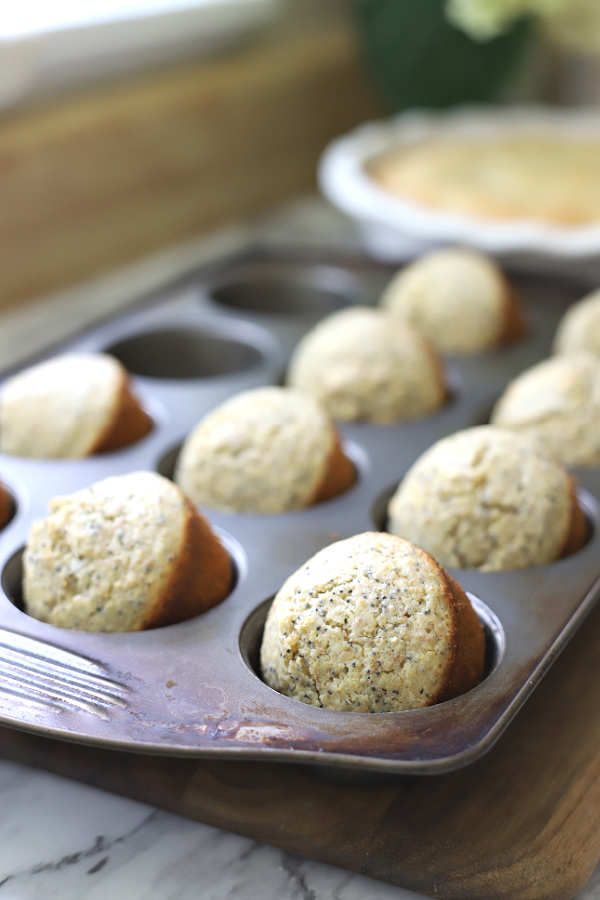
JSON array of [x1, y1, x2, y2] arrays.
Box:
[[260, 532, 485, 713]]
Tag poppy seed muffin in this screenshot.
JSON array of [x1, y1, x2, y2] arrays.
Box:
[[0, 353, 152, 458], [491, 354, 600, 467], [23, 472, 232, 632], [260, 532, 485, 712], [287, 307, 447, 424], [379, 248, 526, 355], [554, 288, 600, 357], [388, 426, 586, 572], [175, 387, 355, 514]]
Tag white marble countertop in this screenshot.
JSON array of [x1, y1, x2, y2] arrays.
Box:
[[1, 198, 599, 900]]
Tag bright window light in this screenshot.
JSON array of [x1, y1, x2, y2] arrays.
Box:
[[1, 0, 226, 38], [0, 0, 276, 110]]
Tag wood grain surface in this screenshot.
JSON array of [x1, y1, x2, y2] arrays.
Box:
[[0, 17, 379, 310], [2, 594, 600, 899]]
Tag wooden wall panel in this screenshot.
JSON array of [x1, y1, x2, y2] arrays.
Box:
[[0, 23, 380, 308]]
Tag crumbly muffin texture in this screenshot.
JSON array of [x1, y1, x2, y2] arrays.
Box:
[[175, 387, 354, 514], [287, 307, 446, 424], [554, 288, 600, 358], [380, 248, 524, 355], [23, 471, 231, 632], [388, 426, 580, 572], [491, 354, 600, 467], [0, 353, 151, 458], [260, 532, 485, 713]]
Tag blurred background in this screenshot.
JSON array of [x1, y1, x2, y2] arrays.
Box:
[[2, 0, 600, 310]]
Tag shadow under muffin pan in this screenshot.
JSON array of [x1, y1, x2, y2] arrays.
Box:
[[0, 245, 598, 775]]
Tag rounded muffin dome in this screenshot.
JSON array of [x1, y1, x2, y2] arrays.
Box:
[[491, 354, 600, 467], [286, 307, 447, 424], [0, 353, 152, 458], [379, 248, 525, 355], [554, 288, 600, 357], [23, 471, 232, 632], [388, 426, 585, 572], [174, 386, 355, 514], [260, 531, 485, 712]]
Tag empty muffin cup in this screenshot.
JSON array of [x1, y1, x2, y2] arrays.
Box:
[[106, 328, 266, 380], [208, 262, 366, 319]]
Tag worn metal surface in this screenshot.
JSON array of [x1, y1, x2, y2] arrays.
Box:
[[0, 247, 596, 773]]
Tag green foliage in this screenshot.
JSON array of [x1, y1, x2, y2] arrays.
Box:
[[354, 0, 533, 110]]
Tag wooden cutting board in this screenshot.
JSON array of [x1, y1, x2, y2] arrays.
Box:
[[2, 598, 600, 900]]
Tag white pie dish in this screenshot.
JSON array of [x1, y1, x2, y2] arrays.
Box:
[[318, 106, 600, 273]]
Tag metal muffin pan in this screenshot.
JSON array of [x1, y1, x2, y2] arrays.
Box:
[[0, 246, 597, 775]]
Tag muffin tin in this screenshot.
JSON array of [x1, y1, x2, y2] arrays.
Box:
[[0, 245, 598, 775]]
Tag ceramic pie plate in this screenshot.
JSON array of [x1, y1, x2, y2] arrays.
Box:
[[319, 106, 600, 270]]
